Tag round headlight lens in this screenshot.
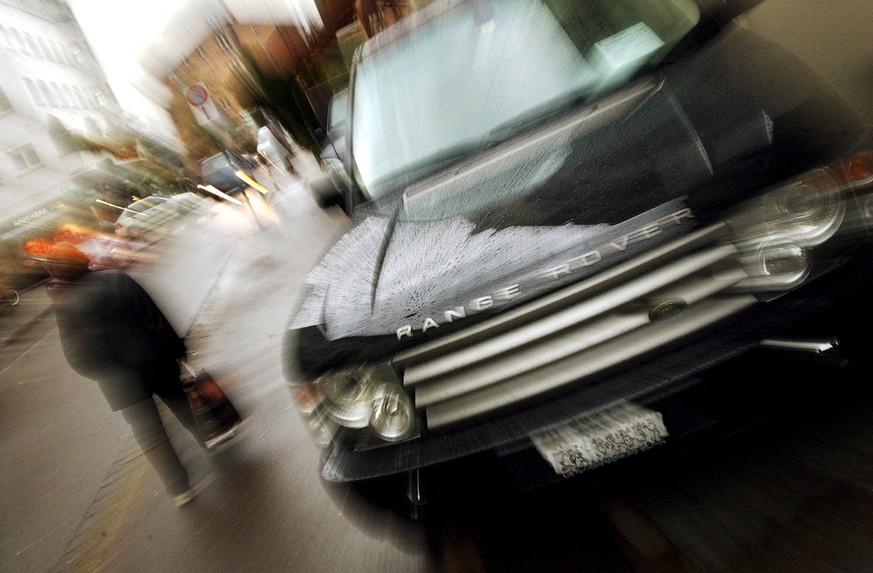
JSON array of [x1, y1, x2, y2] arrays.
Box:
[[320, 369, 375, 428], [735, 239, 811, 291], [370, 383, 414, 441], [766, 170, 845, 246]]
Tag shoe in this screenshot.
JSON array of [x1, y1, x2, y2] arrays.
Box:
[[171, 472, 216, 507], [173, 488, 197, 507]]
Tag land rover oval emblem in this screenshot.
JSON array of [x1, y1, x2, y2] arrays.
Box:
[[649, 300, 687, 321]]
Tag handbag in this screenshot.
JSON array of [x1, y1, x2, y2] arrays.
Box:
[[180, 361, 242, 449]]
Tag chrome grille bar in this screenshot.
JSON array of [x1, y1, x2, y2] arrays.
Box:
[[403, 243, 739, 385], [414, 267, 748, 407], [425, 295, 756, 429]]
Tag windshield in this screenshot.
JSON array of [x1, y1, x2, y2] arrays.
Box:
[[352, 0, 700, 199]]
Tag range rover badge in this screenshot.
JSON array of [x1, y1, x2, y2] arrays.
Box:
[[649, 300, 687, 321]]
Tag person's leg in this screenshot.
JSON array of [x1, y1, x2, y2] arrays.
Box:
[[120, 397, 189, 497], [158, 392, 207, 449]]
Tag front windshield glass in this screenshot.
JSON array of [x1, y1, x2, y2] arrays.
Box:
[[352, 0, 700, 199]]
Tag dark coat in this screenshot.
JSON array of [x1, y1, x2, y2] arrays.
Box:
[[51, 269, 187, 410]]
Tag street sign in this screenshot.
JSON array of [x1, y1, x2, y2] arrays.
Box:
[[185, 83, 209, 107]]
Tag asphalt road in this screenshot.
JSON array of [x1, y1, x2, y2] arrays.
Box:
[[4, 160, 873, 572]]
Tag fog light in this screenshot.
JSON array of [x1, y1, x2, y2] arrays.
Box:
[[370, 383, 414, 441]]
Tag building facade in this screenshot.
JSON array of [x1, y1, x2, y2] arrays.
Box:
[[0, 0, 176, 287]]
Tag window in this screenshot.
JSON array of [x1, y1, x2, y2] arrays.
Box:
[[8, 144, 41, 172], [23, 78, 44, 105], [19, 33, 33, 56], [24, 34, 42, 57], [63, 85, 77, 108], [39, 38, 53, 60], [39, 80, 58, 107], [74, 87, 90, 109], [53, 82, 70, 107], [9, 29, 25, 52], [0, 87, 11, 113], [352, 0, 700, 197], [196, 46, 206, 59]]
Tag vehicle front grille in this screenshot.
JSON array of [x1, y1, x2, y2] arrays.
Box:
[[393, 223, 758, 430]]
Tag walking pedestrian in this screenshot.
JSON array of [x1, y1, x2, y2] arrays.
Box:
[[42, 241, 203, 506]]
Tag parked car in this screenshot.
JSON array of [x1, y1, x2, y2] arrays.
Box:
[[114, 196, 169, 237], [116, 193, 215, 242], [285, 0, 873, 513], [198, 151, 254, 196]]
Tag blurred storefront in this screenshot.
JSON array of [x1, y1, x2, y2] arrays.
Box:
[[0, 195, 104, 289]]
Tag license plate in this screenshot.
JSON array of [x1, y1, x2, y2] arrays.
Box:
[[531, 402, 669, 477]]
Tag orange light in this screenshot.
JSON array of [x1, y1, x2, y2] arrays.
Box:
[[847, 152, 873, 185], [292, 383, 323, 413]]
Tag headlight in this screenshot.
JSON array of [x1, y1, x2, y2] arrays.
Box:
[[734, 238, 811, 291], [762, 169, 846, 247], [370, 383, 414, 441], [306, 365, 417, 444], [320, 367, 376, 428], [729, 167, 848, 292], [731, 168, 846, 249]]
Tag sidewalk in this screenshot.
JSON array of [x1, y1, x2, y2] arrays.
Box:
[[0, 282, 53, 348]]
